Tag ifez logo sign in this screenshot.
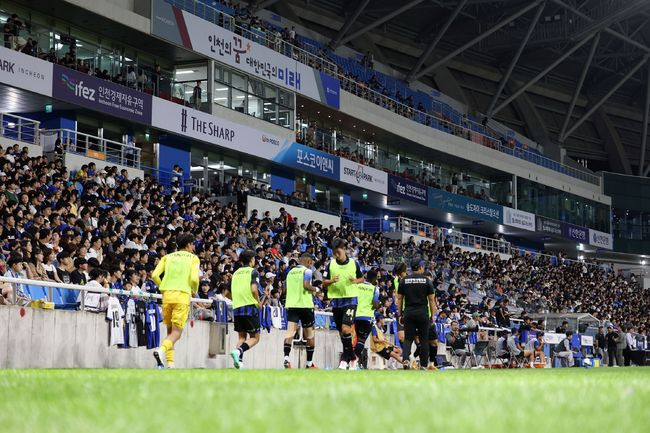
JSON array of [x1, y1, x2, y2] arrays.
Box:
[[60, 72, 95, 101]]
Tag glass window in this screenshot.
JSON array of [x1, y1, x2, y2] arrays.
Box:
[[517, 177, 610, 232], [231, 72, 246, 91], [211, 63, 294, 128], [231, 89, 246, 112], [247, 94, 263, 118]]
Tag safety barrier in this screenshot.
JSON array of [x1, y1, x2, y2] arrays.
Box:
[[44, 129, 141, 168], [0, 113, 40, 145]]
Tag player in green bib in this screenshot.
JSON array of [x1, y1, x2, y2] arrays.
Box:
[[283, 253, 319, 369], [352, 268, 380, 369], [322, 238, 364, 370], [229, 250, 261, 369]]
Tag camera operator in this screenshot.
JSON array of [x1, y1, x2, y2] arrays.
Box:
[[446, 320, 470, 368], [396, 260, 437, 370]]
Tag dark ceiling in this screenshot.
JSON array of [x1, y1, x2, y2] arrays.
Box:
[[266, 0, 650, 175]]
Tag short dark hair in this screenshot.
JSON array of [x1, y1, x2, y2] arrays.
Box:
[[7, 253, 23, 267], [366, 268, 378, 284], [176, 233, 194, 249], [394, 262, 407, 275], [330, 237, 346, 250], [239, 249, 256, 265], [89, 268, 108, 281]]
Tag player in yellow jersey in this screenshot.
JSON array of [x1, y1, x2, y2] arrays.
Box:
[[151, 233, 200, 369]]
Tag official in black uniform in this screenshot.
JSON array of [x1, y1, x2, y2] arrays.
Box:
[[396, 260, 437, 369]]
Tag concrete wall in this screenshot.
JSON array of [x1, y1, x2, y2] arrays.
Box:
[[64, 152, 145, 180], [0, 136, 42, 158], [339, 91, 609, 205], [247, 195, 341, 228], [62, 0, 150, 34], [0, 306, 344, 369]]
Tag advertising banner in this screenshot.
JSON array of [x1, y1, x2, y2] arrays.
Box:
[[151, 98, 338, 180], [151, 0, 340, 108], [0, 46, 52, 96], [387, 175, 428, 205], [428, 187, 502, 223], [588, 228, 613, 250], [52, 65, 152, 124], [502, 207, 535, 232], [536, 217, 563, 237], [272, 142, 339, 180], [339, 158, 387, 194], [563, 222, 588, 243], [150, 97, 289, 161]]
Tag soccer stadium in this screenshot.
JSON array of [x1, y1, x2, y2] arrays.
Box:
[[0, 0, 649, 431]]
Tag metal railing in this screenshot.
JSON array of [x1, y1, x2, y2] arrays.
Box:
[[0, 276, 212, 308], [363, 216, 512, 255], [167, 0, 338, 77], [0, 113, 40, 145], [170, 0, 601, 186], [47, 128, 141, 169]]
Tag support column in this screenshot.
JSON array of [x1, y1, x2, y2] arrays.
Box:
[[206, 60, 215, 114]]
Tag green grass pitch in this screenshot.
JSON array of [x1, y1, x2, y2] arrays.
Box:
[[1, 368, 649, 433]]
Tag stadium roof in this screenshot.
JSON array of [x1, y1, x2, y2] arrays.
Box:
[[267, 0, 650, 175]]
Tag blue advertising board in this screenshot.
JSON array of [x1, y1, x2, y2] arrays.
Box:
[[272, 142, 339, 180], [51, 64, 152, 124], [387, 175, 428, 204], [428, 187, 502, 223]]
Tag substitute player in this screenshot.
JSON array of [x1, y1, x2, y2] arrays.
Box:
[[152, 233, 200, 369], [371, 313, 403, 365], [352, 268, 380, 369], [322, 238, 364, 370], [229, 249, 261, 369], [283, 253, 319, 369]]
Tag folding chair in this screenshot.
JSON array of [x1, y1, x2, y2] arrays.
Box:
[[449, 346, 471, 368], [472, 340, 490, 368]]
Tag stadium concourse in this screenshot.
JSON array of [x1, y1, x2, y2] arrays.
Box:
[[0, 142, 648, 370]]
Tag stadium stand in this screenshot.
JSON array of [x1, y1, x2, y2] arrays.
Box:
[[0, 143, 647, 345], [165, 0, 598, 184]]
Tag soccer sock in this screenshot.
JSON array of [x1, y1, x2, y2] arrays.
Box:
[[354, 341, 365, 360], [239, 342, 250, 361], [429, 345, 438, 364], [283, 340, 292, 357], [306, 347, 315, 364], [161, 339, 173, 354], [341, 333, 353, 361], [166, 349, 175, 365], [413, 345, 421, 359]]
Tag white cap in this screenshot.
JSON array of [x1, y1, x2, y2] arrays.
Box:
[[265, 272, 276, 279]]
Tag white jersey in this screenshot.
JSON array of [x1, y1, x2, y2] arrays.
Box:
[[125, 299, 138, 348], [106, 297, 125, 346], [270, 306, 284, 329]]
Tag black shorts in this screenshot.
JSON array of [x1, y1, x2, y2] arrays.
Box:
[[355, 319, 373, 340], [332, 305, 357, 330], [286, 308, 315, 328], [234, 312, 260, 334], [377, 346, 394, 360]]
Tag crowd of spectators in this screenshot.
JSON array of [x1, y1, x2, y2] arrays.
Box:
[[0, 142, 647, 340]]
